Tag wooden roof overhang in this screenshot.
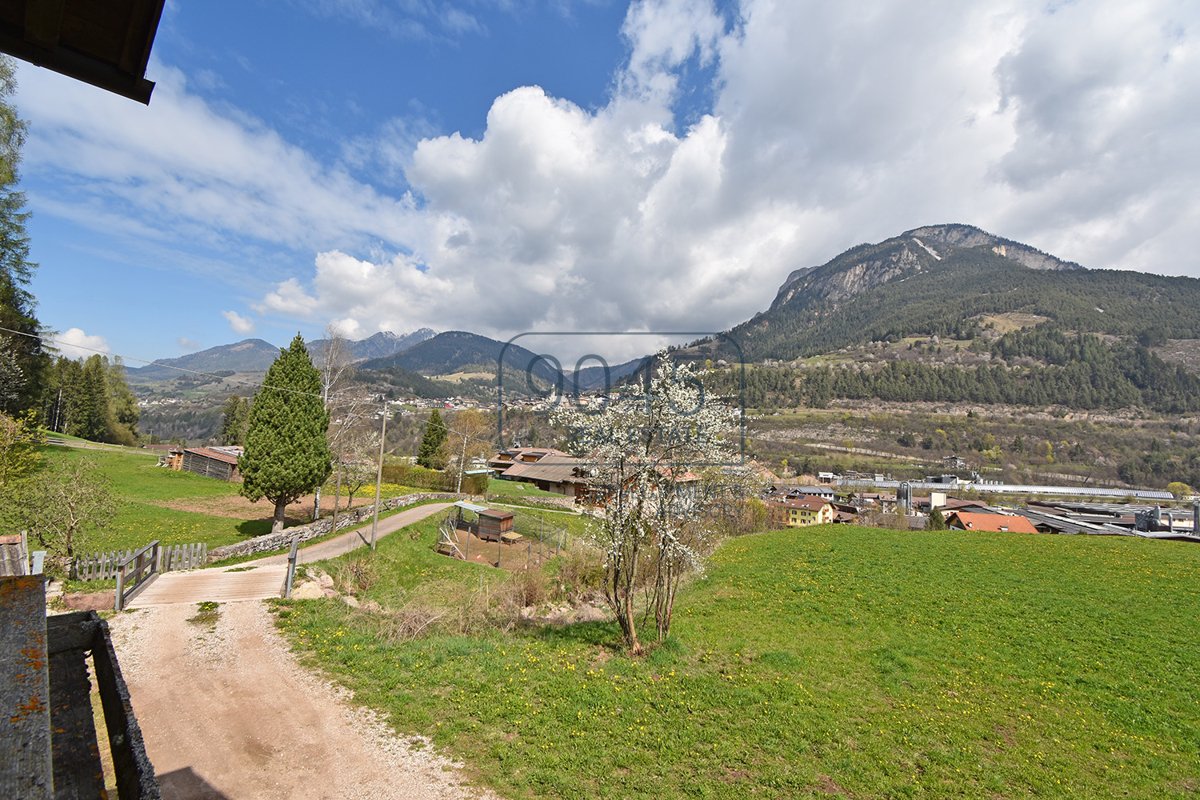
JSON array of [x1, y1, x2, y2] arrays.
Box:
[[0, 0, 165, 104]]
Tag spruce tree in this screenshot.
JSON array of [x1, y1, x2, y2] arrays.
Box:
[[417, 408, 447, 469], [219, 395, 250, 445], [239, 335, 331, 531], [0, 56, 46, 414]]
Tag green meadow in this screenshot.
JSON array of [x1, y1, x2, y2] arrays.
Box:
[[31, 445, 420, 555], [276, 523, 1200, 799]]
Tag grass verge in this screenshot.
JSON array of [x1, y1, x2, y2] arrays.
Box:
[[275, 524, 1200, 799]]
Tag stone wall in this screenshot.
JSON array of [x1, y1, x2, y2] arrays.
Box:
[[484, 493, 578, 512], [208, 493, 462, 561]]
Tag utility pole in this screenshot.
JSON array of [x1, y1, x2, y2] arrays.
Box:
[[456, 431, 468, 493], [369, 401, 389, 551]]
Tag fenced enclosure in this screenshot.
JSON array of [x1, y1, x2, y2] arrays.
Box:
[[73, 542, 208, 582], [436, 504, 576, 571]]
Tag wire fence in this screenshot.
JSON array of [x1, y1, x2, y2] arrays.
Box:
[[437, 508, 579, 571]]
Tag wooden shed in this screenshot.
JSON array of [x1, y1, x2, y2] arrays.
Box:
[[181, 447, 241, 481], [477, 508, 515, 542], [451, 502, 519, 543]]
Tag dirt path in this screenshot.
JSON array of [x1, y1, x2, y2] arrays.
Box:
[[110, 602, 499, 800], [252, 502, 454, 567], [128, 503, 453, 608]]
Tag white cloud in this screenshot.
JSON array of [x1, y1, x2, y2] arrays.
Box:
[[222, 311, 256, 335], [249, 0, 1200, 360], [257, 278, 321, 317], [291, 0, 484, 41], [177, 337, 202, 351], [20, 0, 1200, 362], [16, 63, 414, 257], [55, 328, 111, 360]]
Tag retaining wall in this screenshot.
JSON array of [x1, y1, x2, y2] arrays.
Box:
[[208, 493, 462, 561]]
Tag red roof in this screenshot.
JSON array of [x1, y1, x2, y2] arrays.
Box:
[[948, 511, 1038, 534], [771, 495, 831, 511]]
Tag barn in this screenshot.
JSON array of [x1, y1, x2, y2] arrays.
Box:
[[181, 446, 242, 481]]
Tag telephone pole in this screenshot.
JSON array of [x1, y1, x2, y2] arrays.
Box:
[[369, 401, 390, 551]]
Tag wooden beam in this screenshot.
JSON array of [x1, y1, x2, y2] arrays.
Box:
[[23, 0, 65, 49]]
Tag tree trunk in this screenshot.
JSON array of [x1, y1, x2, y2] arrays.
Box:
[[272, 499, 288, 532], [313, 486, 322, 522], [624, 591, 643, 656], [330, 461, 343, 530]]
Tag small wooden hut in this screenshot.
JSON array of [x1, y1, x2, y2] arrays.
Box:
[[477, 508, 515, 542], [450, 502, 520, 543]]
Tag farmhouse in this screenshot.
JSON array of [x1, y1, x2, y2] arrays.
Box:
[[180, 446, 242, 481], [768, 495, 834, 528], [488, 447, 592, 497]]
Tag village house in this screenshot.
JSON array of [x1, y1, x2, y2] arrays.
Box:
[[945, 510, 1038, 534], [768, 495, 835, 528], [487, 447, 593, 497]]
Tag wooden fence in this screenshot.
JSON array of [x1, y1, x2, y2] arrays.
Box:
[[73, 542, 208, 581], [115, 541, 160, 612]]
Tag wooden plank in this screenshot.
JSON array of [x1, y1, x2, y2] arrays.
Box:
[[45, 613, 102, 654]]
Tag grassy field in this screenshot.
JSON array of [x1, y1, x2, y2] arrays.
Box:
[[487, 480, 565, 500], [41, 445, 269, 553], [275, 524, 1200, 799], [35, 445, 423, 556]]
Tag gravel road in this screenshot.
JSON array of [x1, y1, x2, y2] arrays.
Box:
[[110, 601, 498, 799]]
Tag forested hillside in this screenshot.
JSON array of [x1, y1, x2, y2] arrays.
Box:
[[697, 225, 1200, 363], [41, 354, 140, 444], [713, 325, 1200, 413]]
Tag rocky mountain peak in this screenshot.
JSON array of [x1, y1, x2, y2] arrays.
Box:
[[770, 224, 1083, 312]]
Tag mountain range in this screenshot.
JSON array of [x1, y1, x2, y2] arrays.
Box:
[[134, 223, 1200, 409], [128, 328, 436, 383], [701, 223, 1200, 362]]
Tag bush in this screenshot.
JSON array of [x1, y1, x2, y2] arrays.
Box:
[[381, 462, 447, 490], [460, 472, 489, 495], [336, 557, 379, 595], [552, 546, 605, 603], [378, 463, 488, 494]]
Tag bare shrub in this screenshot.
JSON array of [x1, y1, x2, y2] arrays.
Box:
[[336, 557, 378, 595], [514, 568, 550, 607], [552, 546, 605, 603], [378, 604, 447, 644]]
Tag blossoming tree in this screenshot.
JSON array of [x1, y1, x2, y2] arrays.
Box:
[[553, 351, 746, 654]]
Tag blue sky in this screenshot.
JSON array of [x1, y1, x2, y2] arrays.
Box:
[[13, 0, 1200, 365]]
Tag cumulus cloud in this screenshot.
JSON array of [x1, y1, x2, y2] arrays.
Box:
[[55, 328, 111, 360], [177, 337, 202, 351], [257, 278, 321, 317], [222, 310, 256, 335], [19, 0, 1200, 361]]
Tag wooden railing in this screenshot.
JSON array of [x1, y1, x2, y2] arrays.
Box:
[[281, 538, 300, 599], [114, 540, 160, 611], [75, 542, 207, 581]]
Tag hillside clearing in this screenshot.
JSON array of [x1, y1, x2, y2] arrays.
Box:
[[276, 523, 1200, 799]]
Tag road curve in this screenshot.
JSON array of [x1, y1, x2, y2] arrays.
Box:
[[127, 502, 453, 608]]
